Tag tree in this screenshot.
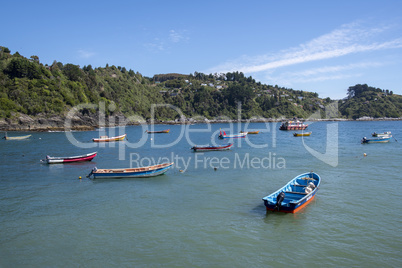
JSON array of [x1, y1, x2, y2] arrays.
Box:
[[30, 55, 39, 63], [63, 64, 82, 81], [4, 57, 41, 79]]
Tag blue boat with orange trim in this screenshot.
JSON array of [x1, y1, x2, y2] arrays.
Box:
[[262, 172, 321, 213]]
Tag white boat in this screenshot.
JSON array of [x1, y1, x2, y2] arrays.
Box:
[[3, 134, 32, 140], [372, 131, 391, 137]]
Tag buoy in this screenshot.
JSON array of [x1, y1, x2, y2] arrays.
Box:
[[363, 153, 367, 157], [79, 176, 82, 179]]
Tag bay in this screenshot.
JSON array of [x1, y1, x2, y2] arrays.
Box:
[[0, 121, 401, 267]]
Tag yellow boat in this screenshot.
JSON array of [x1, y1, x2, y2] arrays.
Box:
[[240, 131, 259, 134], [92, 134, 126, 142], [293, 132, 312, 137]]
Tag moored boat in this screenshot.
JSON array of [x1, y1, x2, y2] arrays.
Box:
[[371, 131, 391, 137], [218, 130, 247, 139], [262, 172, 321, 213], [293, 131, 312, 137], [3, 134, 32, 140], [146, 129, 170, 134], [279, 120, 308, 131], [361, 136, 391, 144], [241, 130, 259, 134], [87, 162, 174, 179], [92, 134, 126, 142], [191, 143, 233, 152], [43, 152, 97, 164]]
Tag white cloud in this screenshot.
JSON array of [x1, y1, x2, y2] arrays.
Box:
[[144, 38, 166, 52], [78, 49, 95, 59], [145, 30, 188, 53], [207, 21, 402, 74], [169, 30, 183, 43], [284, 62, 385, 83]]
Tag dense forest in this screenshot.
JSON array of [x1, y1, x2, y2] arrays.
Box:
[[0, 45, 401, 129]]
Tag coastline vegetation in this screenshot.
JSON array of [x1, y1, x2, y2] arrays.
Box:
[[1, 45, 401, 127]]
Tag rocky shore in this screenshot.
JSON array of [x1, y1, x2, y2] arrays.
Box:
[[1, 112, 401, 132]]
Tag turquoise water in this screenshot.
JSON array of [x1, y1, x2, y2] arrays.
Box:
[[1, 121, 401, 267]]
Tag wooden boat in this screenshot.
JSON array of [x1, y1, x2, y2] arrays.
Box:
[[293, 131, 312, 137], [371, 131, 391, 137], [92, 134, 126, 142], [262, 172, 321, 213], [43, 152, 97, 164], [191, 143, 233, 152], [241, 131, 259, 134], [218, 130, 247, 139], [279, 120, 308, 131], [146, 129, 170, 134], [87, 162, 174, 179], [361, 136, 391, 144], [3, 134, 32, 140]]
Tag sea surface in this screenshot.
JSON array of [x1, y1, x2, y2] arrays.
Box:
[[1, 121, 401, 267]]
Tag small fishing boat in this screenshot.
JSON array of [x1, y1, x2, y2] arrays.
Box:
[[279, 120, 308, 131], [92, 134, 126, 142], [43, 152, 97, 164], [191, 143, 233, 152], [146, 129, 170, 134], [3, 134, 32, 140], [262, 172, 321, 213], [371, 131, 391, 137], [241, 131, 259, 134], [361, 136, 391, 144], [293, 131, 312, 137], [87, 162, 174, 179], [218, 130, 247, 139]]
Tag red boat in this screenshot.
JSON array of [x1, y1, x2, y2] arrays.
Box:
[[279, 120, 308, 131], [43, 152, 97, 164], [191, 143, 233, 152]]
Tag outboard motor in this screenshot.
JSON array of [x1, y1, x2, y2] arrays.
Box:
[[274, 192, 286, 211]]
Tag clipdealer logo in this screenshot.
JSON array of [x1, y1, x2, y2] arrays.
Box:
[[64, 101, 339, 167]]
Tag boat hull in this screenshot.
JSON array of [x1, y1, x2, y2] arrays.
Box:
[[262, 172, 321, 213], [372, 131, 391, 137], [218, 134, 246, 139], [46, 152, 97, 164], [362, 137, 391, 143], [4, 134, 32, 140], [279, 120, 308, 131], [263, 191, 318, 213], [192, 143, 233, 152], [90, 163, 174, 179], [280, 126, 308, 130], [92, 134, 126, 142], [146, 129, 170, 133], [293, 132, 312, 137]]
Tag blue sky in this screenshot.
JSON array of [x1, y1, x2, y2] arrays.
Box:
[[2, 0, 402, 99]]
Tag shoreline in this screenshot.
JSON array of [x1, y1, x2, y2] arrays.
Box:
[[1, 116, 401, 132]]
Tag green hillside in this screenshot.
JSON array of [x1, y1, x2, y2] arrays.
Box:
[[0, 45, 401, 130], [338, 84, 402, 119]]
